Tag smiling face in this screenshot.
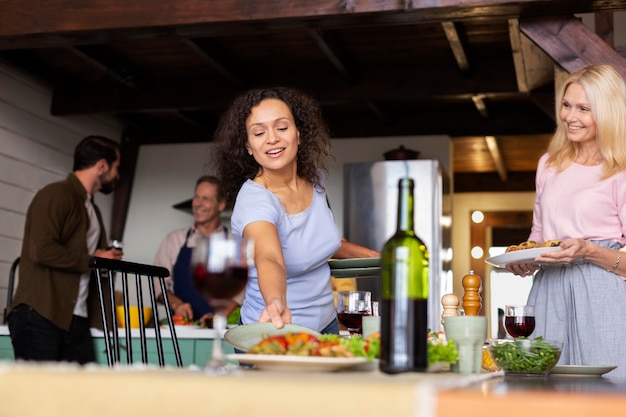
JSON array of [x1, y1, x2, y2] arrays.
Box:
[[192, 180, 225, 228], [245, 98, 300, 174], [560, 82, 597, 146]]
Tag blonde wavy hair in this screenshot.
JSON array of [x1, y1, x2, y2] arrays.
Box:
[[546, 64, 626, 179]]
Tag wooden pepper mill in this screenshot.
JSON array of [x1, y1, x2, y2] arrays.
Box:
[[440, 293, 460, 325], [462, 270, 482, 316]]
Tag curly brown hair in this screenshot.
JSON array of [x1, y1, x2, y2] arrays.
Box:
[[214, 87, 332, 206]]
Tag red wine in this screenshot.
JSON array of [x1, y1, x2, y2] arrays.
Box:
[[193, 264, 248, 299], [504, 316, 536, 338], [337, 311, 370, 332], [380, 298, 428, 373]]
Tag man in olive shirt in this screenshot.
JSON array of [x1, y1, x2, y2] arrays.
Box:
[[8, 135, 123, 364]]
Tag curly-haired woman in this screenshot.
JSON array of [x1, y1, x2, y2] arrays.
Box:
[[214, 87, 378, 333]]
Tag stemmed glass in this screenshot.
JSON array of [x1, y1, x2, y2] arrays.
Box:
[[191, 233, 254, 373], [336, 290, 372, 335], [504, 304, 535, 339]]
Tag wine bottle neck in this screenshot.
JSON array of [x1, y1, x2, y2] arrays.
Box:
[[396, 178, 415, 233]]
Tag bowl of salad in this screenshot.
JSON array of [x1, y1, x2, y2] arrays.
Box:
[[488, 337, 562, 375]]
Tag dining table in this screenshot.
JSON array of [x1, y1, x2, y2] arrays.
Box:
[[0, 360, 624, 417]]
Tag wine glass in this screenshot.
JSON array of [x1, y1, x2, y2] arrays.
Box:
[[504, 304, 535, 339], [191, 233, 254, 373], [336, 290, 372, 335]]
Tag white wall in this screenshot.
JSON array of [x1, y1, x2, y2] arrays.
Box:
[[122, 136, 452, 266], [0, 61, 123, 314]]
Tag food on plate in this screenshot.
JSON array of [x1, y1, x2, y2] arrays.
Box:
[[247, 332, 379, 359], [505, 239, 561, 252], [246, 330, 458, 367], [505, 240, 537, 252], [540, 239, 561, 247]]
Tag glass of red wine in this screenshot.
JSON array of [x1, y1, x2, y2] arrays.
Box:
[[504, 304, 535, 339], [192, 233, 254, 373], [336, 290, 372, 336]]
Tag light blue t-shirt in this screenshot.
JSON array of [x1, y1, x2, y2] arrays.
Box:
[[231, 179, 341, 332]]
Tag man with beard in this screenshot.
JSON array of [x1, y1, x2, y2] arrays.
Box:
[[7, 135, 123, 364], [153, 176, 241, 325]]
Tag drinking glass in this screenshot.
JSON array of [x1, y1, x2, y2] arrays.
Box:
[[191, 233, 254, 373], [336, 290, 372, 335], [504, 304, 535, 338]]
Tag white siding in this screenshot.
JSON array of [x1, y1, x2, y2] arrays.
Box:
[[0, 61, 123, 317]]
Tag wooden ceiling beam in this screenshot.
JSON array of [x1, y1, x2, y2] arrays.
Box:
[[308, 30, 357, 82], [66, 45, 147, 89], [484, 135, 508, 181], [441, 21, 470, 73], [0, 1, 622, 50], [181, 38, 247, 88], [472, 94, 488, 118], [508, 18, 554, 93], [520, 15, 626, 80], [594, 12, 614, 47]]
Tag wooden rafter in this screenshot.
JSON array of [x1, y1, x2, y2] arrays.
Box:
[[309, 30, 356, 82], [508, 19, 554, 93], [484, 135, 508, 181], [0, 1, 621, 49], [180, 38, 246, 88], [441, 21, 470, 72], [520, 15, 626, 79]]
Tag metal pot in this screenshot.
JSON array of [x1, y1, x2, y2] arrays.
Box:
[[383, 145, 420, 160]]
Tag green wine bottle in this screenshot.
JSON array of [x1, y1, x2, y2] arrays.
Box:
[[379, 178, 429, 374]]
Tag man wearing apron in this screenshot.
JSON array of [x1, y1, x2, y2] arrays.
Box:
[[153, 176, 241, 323]]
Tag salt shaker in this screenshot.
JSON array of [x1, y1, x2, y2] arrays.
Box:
[[441, 293, 460, 325]]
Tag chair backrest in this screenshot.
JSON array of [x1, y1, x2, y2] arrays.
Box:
[[89, 256, 182, 367], [3, 257, 19, 324]]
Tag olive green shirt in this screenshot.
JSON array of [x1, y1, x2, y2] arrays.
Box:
[[10, 173, 110, 331]]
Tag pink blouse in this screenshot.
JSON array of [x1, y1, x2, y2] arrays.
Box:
[[529, 153, 626, 246]]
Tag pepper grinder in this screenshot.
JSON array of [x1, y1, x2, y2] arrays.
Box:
[[462, 270, 482, 316], [441, 293, 460, 325]]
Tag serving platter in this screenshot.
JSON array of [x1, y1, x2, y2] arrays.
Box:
[[549, 365, 617, 377], [224, 323, 321, 352], [328, 258, 380, 269], [485, 247, 561, 268], [226, 354, 368, 372], [331, 266, 381, 278]]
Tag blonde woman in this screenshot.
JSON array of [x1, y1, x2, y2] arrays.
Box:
[[508, 64, 626, 377]]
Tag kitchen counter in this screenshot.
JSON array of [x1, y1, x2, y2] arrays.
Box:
[[0, 324, 222, 338], [0, 325, 232, 367], [0, 362, 624, 417]]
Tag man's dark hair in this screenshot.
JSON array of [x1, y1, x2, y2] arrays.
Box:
[[196, 175, 225, 202], [73, 135, 120, 171]]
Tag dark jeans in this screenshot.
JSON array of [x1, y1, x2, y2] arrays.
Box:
[[8, 304, 96, 364]]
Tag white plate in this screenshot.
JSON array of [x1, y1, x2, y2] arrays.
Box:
[[485, 247, 561, 268], [331, 266, 381, 278], [329, 258, 380, 269], [226, 354, 368, 372], [223, 323, 321, 352], [549, 365, 617, 377]]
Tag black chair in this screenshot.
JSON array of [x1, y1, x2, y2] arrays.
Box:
[[89, 257, 183, 367], [3, 257, 19, 324]]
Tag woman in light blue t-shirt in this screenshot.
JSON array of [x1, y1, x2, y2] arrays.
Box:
[[214, 87, 378, 333]]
